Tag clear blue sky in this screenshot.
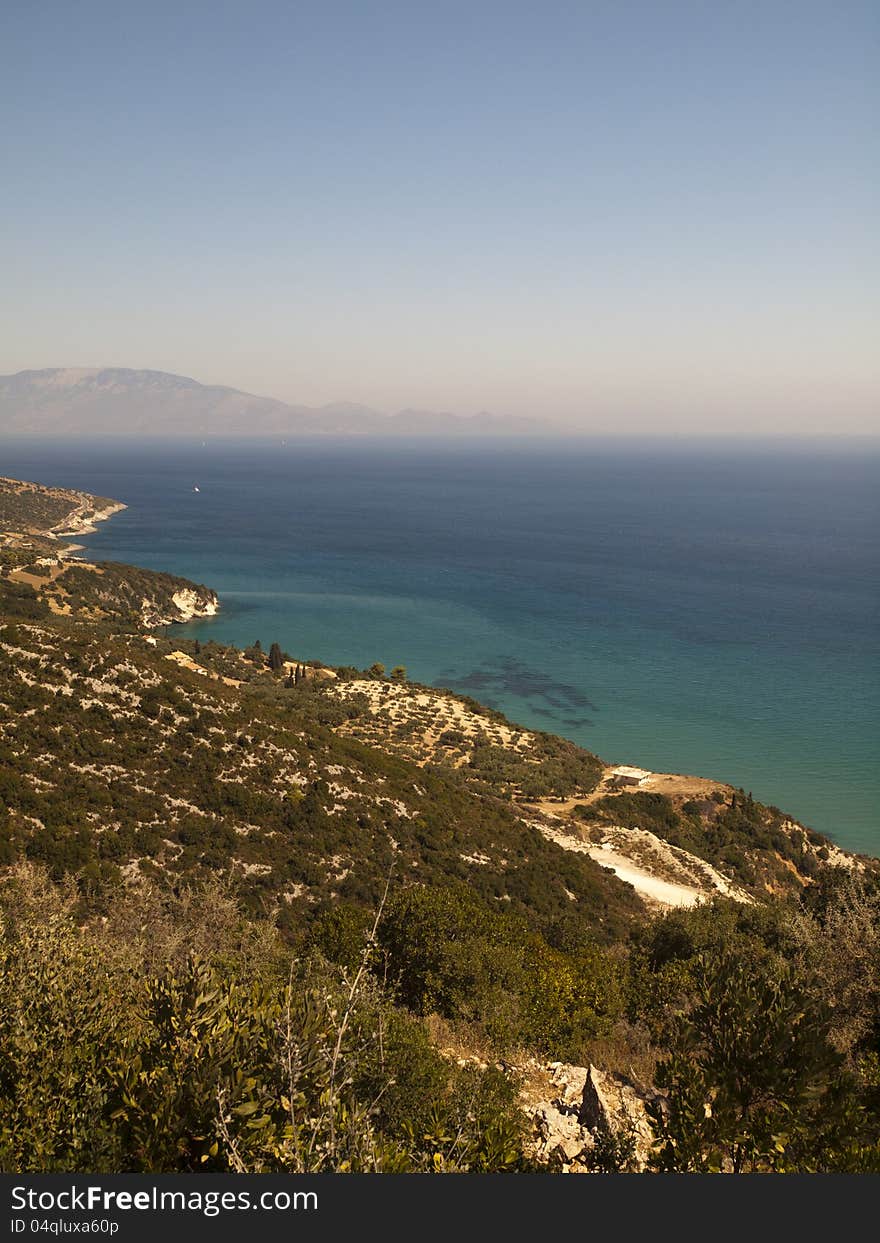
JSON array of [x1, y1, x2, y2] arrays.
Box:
[[1, 0, 877, 432]]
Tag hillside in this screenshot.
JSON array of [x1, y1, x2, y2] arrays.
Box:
[[0, 368, 546, 438], [0, 477, 218, 627], [0, 474, 865, 916], [324, 675, 857, 906], [0, 475, 123, 536], [1, 477, 878, 1175]]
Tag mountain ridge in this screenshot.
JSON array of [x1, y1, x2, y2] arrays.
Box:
[[0, 367, 551, 439]]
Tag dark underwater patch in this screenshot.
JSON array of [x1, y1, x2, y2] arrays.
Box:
[[433, 657, 596, 726]]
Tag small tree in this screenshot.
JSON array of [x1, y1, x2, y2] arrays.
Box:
[[268, 643, 284, 673], [390, 666, 407, 682], [368, 663, 385, 679], [647, 951, 866, 1172]]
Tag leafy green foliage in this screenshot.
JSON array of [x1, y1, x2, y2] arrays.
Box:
[[647, 951, 878, 1172], [377, 883, 624, 1058], [466, 733, 603, 799], [0, 866, 528, 1173], [584, 792, 681, 835], [0, 871, 130, 1171], [582, 1119, 639, 1173], [791, 871, 880, 1063]]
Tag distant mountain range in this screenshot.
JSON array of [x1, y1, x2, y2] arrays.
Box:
[[0, 368, 550, 438]]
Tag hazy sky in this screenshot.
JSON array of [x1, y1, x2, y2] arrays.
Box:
[[1, 1, 877, 433]]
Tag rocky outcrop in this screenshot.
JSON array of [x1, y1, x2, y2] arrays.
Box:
[[52, 499, 128, 538], [142, 586, 219, 628], [168, 587, 218, 623], [525, 1061, 660, 1172]]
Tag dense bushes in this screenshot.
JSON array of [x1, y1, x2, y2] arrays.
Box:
[[648, 952, 876, 1172], [617, 884, 880, 1172], [2, 862, 879, 1173], [0, 867, 528, 1173], [375, 884, 624, 1058], [0, 579, 49, 620], [581, 792, 681, 836], [0, 873, 132, 1170], [465, 734, 603, 799]]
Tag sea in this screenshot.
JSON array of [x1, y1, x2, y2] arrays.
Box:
[[3, 437, 878, 855]]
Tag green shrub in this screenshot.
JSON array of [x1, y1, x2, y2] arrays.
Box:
[[648, 950, 877, 1172]]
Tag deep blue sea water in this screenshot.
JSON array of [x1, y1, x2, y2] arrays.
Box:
[[3, 438, 878, 854]]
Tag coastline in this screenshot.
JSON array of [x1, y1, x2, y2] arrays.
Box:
[[1, 472, 875, 932], [1, 481, 219, 627], [53, 498, 128, 540], [5, 462, 877, 855], [59, 494, 220, 625]]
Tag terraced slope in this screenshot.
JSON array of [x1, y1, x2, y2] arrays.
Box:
[[0, 614, 645, 943], [323, 671, 866, 904]]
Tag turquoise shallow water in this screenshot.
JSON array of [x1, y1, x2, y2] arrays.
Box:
[[3, 437, 878, 854]]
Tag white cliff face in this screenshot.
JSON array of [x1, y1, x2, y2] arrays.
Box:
[[170, 588, 218, 621], [140, 588, 219, 628]]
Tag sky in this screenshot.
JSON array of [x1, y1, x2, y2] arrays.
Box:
[[1, 0, 877, 434]]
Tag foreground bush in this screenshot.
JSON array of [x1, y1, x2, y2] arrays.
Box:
[[0, 867, 527, 1173], [648, 951, 880, 1172]]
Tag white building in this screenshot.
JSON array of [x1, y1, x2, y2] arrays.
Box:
[[610, 765, 651, 788]]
